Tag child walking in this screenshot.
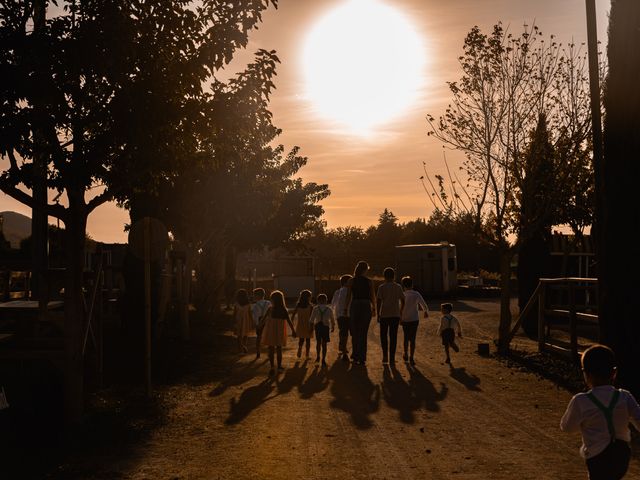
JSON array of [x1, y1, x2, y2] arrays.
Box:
[[377, 267, 405, 365], [561, 344, 640, 480], [252, 288, 271, 359], [292, 290, 314, 358], [400, 276, 429, 366], [310, 294, 335, 367], [331, 274, 352, 361], [261, 290, 297, 375], [437, 303, 462, 364], [234, 289, 254, 353]]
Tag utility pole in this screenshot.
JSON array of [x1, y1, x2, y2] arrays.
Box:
[[584, 0, 606, 338]]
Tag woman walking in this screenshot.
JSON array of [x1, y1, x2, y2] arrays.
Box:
[[345, 261, 376, 366]]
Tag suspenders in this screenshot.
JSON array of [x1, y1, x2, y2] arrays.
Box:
[[318, 307, 327, 324], [587, 389, 621, 444]]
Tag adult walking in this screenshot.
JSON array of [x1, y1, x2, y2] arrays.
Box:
[[345, 261, 377, 366], [376, 267, 405, 365]]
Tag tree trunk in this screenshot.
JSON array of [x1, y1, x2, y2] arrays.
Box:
[[64, 207, 87, 423], [497, 249, 513, 354], [602, 0, 640, 396]]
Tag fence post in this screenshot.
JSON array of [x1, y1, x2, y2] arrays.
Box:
[[538, 281, 546, 352], [569, 281, 578, 361]]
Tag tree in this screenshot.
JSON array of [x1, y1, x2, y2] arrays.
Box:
[[602, 0, 640, 395], [515, 115, 556, 336], [427, 24, 597, 351], [0, 0, 277, 421], [153, 51, 329, 313]]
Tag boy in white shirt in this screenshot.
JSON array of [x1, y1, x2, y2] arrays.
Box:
[[560, 344, 640, 480], [252, 288, 271, 359], [437, 303, 462, 364], [400, 276, 428, 365], [331, 274, 352, 361], [310, 294, 335, 367]]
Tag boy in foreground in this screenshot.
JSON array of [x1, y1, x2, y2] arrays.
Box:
[[560, 344, 640, 480]]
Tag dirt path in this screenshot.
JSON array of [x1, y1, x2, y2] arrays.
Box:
[[51, 299, 640, 479]]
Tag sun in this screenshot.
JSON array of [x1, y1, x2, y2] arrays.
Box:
[[302, 0, 426, 136]]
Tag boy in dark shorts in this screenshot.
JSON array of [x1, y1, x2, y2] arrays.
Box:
[[561, 344, 640, 480], [310, 294, 335, 367], [437, 303, 462, 364]]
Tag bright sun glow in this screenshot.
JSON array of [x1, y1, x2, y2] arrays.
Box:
[[303, 0, 426, 136]]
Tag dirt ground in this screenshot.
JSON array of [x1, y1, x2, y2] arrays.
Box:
[[46, 298, 640, 480]]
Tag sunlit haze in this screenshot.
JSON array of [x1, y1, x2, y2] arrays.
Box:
[[302, 0, 426, 136], [0, 0, 611, 242]]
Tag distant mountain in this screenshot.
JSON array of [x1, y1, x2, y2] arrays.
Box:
[[1, 211, 31, 248]]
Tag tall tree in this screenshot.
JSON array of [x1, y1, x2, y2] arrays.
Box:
[[0, 0, 277, 421], [602, 0, 640, 395], [427, 24, 597, 351], [515, 115, 556, 336]]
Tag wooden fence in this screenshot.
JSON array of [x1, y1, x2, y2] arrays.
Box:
[[507, 277, 598, 361]]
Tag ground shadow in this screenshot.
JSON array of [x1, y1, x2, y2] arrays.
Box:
[[406, 365, 448, 413], [209, 358, 269, 397], [298, 364, 330, 399], [276, 360, 308, 395], [328, 360, 380, 429], [224, 378, 276, 425], [449, 365, 482, 391], [382, 365, 420, 423]]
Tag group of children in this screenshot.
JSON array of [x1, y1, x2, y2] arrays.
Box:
[[234, 267, 463, 372], [234, 287, 335, 374], [235, 280, 640, 479]]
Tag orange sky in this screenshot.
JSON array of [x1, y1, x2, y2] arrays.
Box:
[[0, 0, 610, 243]]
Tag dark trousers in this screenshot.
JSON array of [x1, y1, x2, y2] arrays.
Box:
[[379, 316, 400, 360], [350, 300, 372, 363], [402, 322, 418, 351], [586, 440, 630, 480], [337, 316, 350, 353]]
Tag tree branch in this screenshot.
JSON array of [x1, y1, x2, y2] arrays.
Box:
[[86, 189, 113, 213], [0, 179, 67, 220]]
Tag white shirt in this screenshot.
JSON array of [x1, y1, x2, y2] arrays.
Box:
[[560, 385, 640, 459], [401, 289, 428, 323], [331, 286, 349, 318], [377, 282, 404, 318], [252, 299, 271, 326], [437, 314, 461, 335], [310, 304, 335, 327]]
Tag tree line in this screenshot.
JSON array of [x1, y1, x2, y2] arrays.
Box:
[[294, 209, 499, 279]]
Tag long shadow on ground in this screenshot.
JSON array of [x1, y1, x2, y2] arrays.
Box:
[[328, 360, 380, 429], [225, 378, 277, 425], [449, 364, 482, 391]]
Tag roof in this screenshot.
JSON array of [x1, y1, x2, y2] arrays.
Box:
[[395, 243, 455, 249]]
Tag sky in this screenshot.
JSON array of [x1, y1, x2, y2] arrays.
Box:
[[0, 0, 610, 243]]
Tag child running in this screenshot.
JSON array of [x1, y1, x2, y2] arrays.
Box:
[[560, 344, 640, 480], [310, 294, 335, 367], [291, 289, 314, 358], [437, 303, 462, 364], [331, 274, 352, 361], [261, 290, 297, 375], [400, 276, 429, 366], [234, 289, 254, 353], [252, 288, 271, 359]]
